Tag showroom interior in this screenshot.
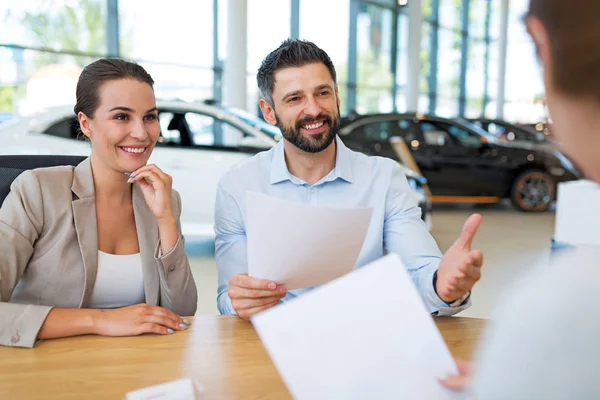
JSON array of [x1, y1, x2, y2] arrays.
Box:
[[0, 0, 567, 318], [2, 0, 594, 397]]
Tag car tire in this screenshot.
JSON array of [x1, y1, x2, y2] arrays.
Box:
[[510, 169, 556, 212]]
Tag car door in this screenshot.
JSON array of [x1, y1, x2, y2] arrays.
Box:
[[11, 116, 91, 156], [417, 119, 511, 196], [153, 110, 267, 238], [412, 120, 470, 195]]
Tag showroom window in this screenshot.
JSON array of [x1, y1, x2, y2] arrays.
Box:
[[420, 0, 501, 118], [119, 0, 214, 103], [300, 0, 351, 115], [0, 0, 106, 115], [0, 0, 516, 123]]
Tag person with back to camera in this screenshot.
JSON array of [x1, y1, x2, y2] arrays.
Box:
[[439, 1, 600, 398], [0, 59, 197, 348]]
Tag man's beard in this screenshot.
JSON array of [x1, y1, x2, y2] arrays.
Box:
[[276, 106, 340, 154]]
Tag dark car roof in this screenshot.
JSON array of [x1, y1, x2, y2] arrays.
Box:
[[339, 112, 496, 140], [468, 118, 539, 134], [341, 112, 452, 132]]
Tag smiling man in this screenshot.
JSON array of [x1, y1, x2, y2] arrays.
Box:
[[214, 39, 483, 320]]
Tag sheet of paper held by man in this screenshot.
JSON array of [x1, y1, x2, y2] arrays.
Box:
[[246, 192, 373, 290], [252, 254, 464, 400]]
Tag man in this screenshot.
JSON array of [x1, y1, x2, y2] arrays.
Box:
[[215, 39, 483, 320]]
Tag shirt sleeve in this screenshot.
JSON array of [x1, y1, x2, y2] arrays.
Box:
[[383, 164, 470, 316], [0, 170, 53, 348], [472, 249, 600, 399], [214, 182, 246, 315]]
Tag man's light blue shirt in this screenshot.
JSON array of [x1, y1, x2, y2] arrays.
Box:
[[214, 137, 470, 316]]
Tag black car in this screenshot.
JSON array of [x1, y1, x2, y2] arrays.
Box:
[[468, 118, 547, 144], [339, 113, 580, 212]]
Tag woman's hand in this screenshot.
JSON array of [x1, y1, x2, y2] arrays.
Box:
[[93, 303, 191, 336], [128, 164, 179, 253], [128, 164, 174, 222]]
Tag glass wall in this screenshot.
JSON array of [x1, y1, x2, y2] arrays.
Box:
[[420, 0, 501, 119], [247, 0, 291, 113], [355, 3, 394, 114], [300, 0, 350, 114], [1, 0, 515, 122], [503, 0, 545, 123], [119, 0, 214, 103], [0, 0, 107, 115]]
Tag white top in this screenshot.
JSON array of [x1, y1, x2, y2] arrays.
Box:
[[88, 251, 146, 309], [471, 246, 600, 399]]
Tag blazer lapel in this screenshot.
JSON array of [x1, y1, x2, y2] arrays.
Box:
[[71, 158, 99, 308], [132, 184, 160, 306]]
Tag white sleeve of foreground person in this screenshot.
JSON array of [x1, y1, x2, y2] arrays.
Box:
[[471, 246, 600, 400]]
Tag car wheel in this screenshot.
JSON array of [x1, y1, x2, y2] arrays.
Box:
[[510, 169, 555, 212]]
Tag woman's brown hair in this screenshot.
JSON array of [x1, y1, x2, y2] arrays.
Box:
[[528, 0, 600, 101], [74, 58, 154, 118]]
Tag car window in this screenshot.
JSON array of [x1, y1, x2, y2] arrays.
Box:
[[44, 117, 80, 140], [158, 111, 247, 149], [396, 119, 419, 142], [506, 125, 535, 141], [357, 120, 394, 141], [487, 122, 506, 136], [420, 122, 452, 146], [158, 112, 184, 146], [185, 112, 216, 145], [448, 125, 482, 147], [421, 121, 481, 148], [491, 123, 533, 141]]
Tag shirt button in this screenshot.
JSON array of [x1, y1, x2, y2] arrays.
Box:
[[310, 189, 315, 194], [168, 265, 176, 272]]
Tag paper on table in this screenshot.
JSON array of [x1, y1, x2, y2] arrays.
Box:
[[124, 378, 204, 400], [246, 192, 373, 290], [252, 254, 464, 400]]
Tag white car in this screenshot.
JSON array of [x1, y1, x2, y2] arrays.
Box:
[[0, 101, 431, 239]]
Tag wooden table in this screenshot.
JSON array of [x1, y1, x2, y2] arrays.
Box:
[[0, 315, 486, 399]]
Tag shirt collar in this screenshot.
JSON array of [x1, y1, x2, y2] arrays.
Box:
[[269, 136, 354, 185]]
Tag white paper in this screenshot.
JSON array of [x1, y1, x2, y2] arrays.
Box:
[[246, 192, 373, 290], [555, 180, 600, 246], [124, 378, 204, 400], [252, 254, 464, 400]]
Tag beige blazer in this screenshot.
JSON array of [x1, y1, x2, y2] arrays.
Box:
[[0, 158, 197, 348]]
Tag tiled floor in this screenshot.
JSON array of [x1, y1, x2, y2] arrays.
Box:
[[187, 202, 556, 318]]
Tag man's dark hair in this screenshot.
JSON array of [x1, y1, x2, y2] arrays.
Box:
[[528, 0, 600, 103], [257, 39, 337, 106]]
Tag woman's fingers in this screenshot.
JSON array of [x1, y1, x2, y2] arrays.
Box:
[[139, 322, 173, 335]]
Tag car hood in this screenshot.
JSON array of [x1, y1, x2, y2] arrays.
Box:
[[491, 137, 579, 175], [493, 138, 555, 152]]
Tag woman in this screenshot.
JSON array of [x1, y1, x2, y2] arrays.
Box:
[[440, 0, 600, 398], [0, 59, 197, 348]]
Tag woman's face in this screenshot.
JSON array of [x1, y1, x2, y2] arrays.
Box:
[[528, 17, 600, 182], [79, 78, 160, 174]]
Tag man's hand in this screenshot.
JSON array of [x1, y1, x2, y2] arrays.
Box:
[[438, 359, 473, 391], [436, 214, 483, 303], [228, 274, 287, 320]]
